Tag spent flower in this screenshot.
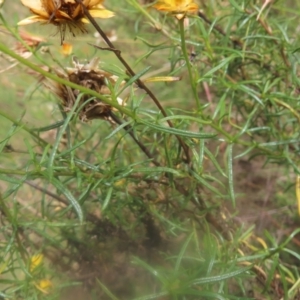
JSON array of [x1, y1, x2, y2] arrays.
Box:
[[44, 56, 124, 122], [18, 0, 114, 43]]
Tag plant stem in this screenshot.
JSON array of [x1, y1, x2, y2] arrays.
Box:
[[0, 43, 159, 164], [75, 0, 191, 163], [178, 17, 200, 109]]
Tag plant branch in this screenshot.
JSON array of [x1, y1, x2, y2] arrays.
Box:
[[109, 112, 160, 166], [75, 0, 190, 163], [178, 18, 200, 109]]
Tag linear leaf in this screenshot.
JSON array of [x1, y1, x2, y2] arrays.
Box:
[[49, 175, 83, 222], [190, 266, 252, 285], [141, 120, 216, 139]]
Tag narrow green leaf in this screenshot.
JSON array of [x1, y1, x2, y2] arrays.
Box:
[[141, 120, 216, 139], [32, 120, 64, 132], [55, 140, 87, 159], [123, 66, 151, 90], [0, 124, 19, 153], [160, 115, 211, 125], [264, 257, 278, 291], [49, 175, 83, 222], [227, 143, 235, 207], [105, 120, 134, 140], [190, 266, 251, 285], [132, 291, 168, 300], [132, 256, 167, 284], [201, 55, 240, 79], [288, 278, 300, 299], [0, 174, 22, 185], [102, 187, 113, 211], [191, 171, 224, 197], [48, 94, 84, 178], [282, 248, 300, 261], [133, 167, 181, 176], [175, 232, 194, 272], [229, 0, 244, 12], [205, 148, 227, 177], [96, 279, 119, 300], [259, 139, 300, 147]]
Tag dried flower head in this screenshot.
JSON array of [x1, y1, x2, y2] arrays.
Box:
[[44, 57, 123, 122], [152, 0, 199, 20], [17, 31, 46, 57], [0, 30, 45, 73], [18, 0, 114, 43]]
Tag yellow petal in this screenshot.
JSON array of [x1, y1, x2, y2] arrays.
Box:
[[18, 15, 47, 25], [80, 17, 90, 24], [71, 4, 82, 19], [89, 9, 114, 18], [152, 3, 173, 11], [30, 254, 44, 272], [61, 42, 73, 56], [20, 0, 44, 11], [41, 0, 57, 14], [144, 76, 181, 83], [35, 279, 53, 294], [153, 0, 199, 13], [56, 9, 73, 20], [184, 3, 199, 13], [29, 7, 49, 18], [156, 0, 173, 5]]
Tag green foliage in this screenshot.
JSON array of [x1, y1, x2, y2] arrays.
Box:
[[0, 0, 300, 299]]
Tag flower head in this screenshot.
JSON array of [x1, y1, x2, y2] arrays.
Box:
[[61, 42, 73, 55], [152, 0, 199, 19], [29, 254, 44, 272], [35, 279, 53, 294], [44, 56, 124, 122], [18, 0, 114, 43], [0, 30, 45, 74]]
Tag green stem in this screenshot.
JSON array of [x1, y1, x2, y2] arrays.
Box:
[[178, 17, 200, 109], [0, 42, 130, 116], [0, 42, 278, 158]]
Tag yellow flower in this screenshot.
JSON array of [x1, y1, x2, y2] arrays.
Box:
[[152, 0, 199, 19], [35, 279, 53, 294], [29, 254, 44, 272], [18, 0, 114, 43], [61, 42, 73, 55]]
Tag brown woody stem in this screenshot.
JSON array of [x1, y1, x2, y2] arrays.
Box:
[[75, 0, 190, 163], [109, 112, 160, 166]]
